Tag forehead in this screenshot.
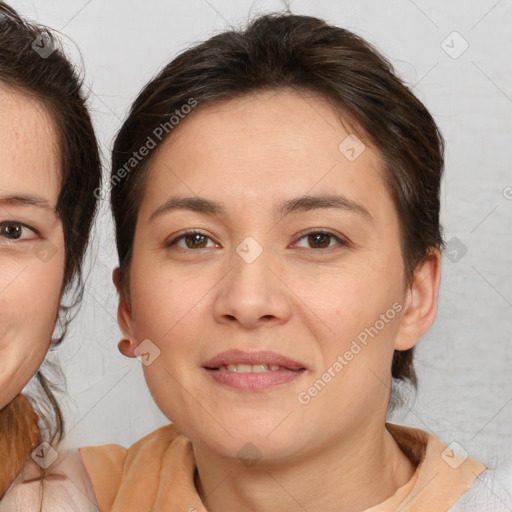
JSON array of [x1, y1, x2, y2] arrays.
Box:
[[0, 85, 60, 200], [142, 90, 394, 224]]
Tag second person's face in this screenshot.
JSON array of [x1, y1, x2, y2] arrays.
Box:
[[119, 89, 428, 464]]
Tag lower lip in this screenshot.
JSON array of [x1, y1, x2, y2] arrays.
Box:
[[203, 368, 305, 390]]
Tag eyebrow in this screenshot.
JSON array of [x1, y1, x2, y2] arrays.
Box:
[[0, 194, 55, 212], [149, 194, 371, 222], [150, 196, 225, 221], [277, 194, 371, 219]]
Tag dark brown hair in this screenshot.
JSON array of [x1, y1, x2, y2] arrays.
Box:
[[111, 13, 444, 397], [0, 1, 101, 496]]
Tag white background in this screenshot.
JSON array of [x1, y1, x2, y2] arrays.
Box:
[[9, 0, 512, 468]]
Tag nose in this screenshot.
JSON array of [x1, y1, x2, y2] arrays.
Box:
[[212, 247, 292, 329]]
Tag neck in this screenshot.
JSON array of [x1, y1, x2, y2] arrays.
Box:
[[193, 422, 415, 512]]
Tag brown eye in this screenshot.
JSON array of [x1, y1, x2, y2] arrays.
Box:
[[307, 233, 331, 249], [166, 230, 217, 250], [295, 230, 347, 250], [0, 222, 22, 239], [0, 221, 35, 241], [183, 233, 208, 249]]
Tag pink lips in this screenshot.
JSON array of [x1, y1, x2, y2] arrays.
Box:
[[203, 349, 306, 370], [202, 349, 306, 391]]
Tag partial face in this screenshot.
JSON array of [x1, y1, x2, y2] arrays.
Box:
[[121, 90, 432, 462], [0, 86, 65, 408]]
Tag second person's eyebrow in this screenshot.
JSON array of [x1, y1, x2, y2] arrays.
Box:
[[276, 194, 371, 219], [149, 194, 372, 222], [150, 196, 226, 221]]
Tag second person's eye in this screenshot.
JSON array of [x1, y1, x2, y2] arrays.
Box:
[[293, 230, 348, 250], [166, 230, 218, 250]]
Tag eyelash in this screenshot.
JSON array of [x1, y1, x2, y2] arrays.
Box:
[[165, 229, 218, 251], [0, 221, 38, 242], [165, 229, 348, 252], [295, 228, 348, 251]]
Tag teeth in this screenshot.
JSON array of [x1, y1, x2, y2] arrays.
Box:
[[218, 364, 282, 372]]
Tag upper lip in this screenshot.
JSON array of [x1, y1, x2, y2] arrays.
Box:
[[202, 349, 306, 371]]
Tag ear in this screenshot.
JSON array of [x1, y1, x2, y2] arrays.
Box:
[[112, 267, 137, 359], [394, 248, 442, 351]]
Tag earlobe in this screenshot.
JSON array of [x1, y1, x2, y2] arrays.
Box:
[[112, 267, 137, 359], [118, 338, 136, 358], [394, 249, 442, 351]]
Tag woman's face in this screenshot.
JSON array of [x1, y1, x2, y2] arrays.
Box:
[[0, 87, 65, 408], [119, 90, 439, 462]]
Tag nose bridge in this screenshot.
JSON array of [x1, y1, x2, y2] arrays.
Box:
[[213, 235, 290, 327], [233, 239, 272, 290]]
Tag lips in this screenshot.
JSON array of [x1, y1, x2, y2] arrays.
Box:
[[202, 349, 306, 372], [202, 350, 307, 390]]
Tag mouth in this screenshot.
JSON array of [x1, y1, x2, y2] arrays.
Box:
[[202, 350, 307, 390], [202, 349, 306, 371], [212, 363, 300, 373]]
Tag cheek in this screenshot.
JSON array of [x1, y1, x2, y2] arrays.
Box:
[[298, 260, 404, 340], [130, 276, 206, 380], [129, 256, 212, 343], [0, 251, 64, 407], [299, 262, 405, 401], [129, 264, 219, 424]]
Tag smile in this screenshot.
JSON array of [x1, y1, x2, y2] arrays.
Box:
[[217, 364, 287, 372], [202, 349, 307, 390]]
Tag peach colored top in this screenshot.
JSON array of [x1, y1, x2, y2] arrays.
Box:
[[80, 422, 486, 512]]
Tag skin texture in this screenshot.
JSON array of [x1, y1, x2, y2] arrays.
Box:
[[0, 86, 65, 409], [116, 89, 441, 511]]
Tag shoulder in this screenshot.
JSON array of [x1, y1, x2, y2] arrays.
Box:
[[449, 460, 512, 512], [0, 448, 99, 512], [79, 423, 181, 511], [125, 422, 183, 460], [80, 423, 180, 470]]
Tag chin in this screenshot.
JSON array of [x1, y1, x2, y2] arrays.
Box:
[[187, 416, 305, 464]]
